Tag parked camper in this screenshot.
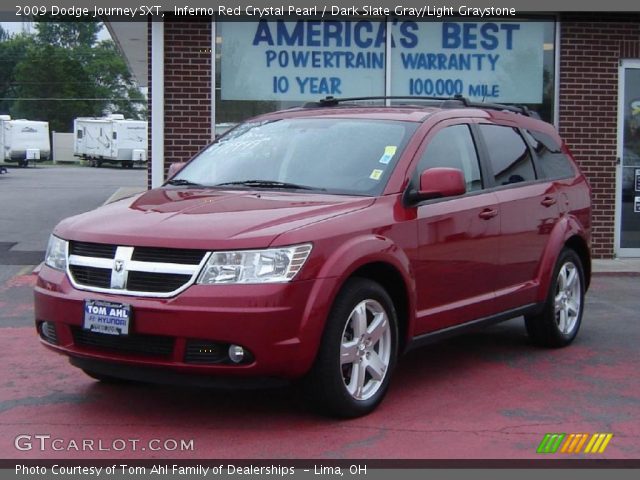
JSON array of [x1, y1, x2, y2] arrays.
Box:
[[74, 115, 147, 168], [0, 116, 51, 167]]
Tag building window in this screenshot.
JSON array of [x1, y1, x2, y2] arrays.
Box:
[[214, 19, 556, 133]]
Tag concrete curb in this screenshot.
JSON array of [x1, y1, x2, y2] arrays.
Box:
[[593, 259, 640, 275], [103, 187, 146, 205]]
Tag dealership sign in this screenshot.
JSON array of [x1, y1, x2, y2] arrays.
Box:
[[219, 20, 545, 103]]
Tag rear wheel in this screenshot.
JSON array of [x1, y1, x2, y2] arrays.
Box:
[[306, 278, 398, 418], [525, 248, 585, 347]]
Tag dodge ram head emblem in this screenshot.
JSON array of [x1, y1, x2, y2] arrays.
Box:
[[114, 260, 124, 273]]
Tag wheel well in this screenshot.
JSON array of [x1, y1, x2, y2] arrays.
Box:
[[565, 235, 591, 290], [350, 262, 410, 353]]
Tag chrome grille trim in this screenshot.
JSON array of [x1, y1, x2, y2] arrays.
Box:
[[66, 244, 210, 298]]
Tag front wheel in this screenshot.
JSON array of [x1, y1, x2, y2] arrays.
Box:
[[306, 278, 398, 418], [525, 248, 585, 348]]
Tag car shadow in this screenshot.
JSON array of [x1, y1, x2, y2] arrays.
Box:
[[72, 319, 539, 423]]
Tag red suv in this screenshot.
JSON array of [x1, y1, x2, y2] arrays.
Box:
[[35, 97, 591, 417]]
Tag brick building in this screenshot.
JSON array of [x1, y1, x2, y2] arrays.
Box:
[[108, 14, 640, 258]]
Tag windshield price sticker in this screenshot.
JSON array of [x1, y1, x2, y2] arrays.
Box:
[[379, 146, 398, 165], [83, 300, 131, 336]]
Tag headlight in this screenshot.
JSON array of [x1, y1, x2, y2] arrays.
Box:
[[44, 235, 68, 271], [197, 244, 312, 284]]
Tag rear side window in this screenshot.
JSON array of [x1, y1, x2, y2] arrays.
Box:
[[479, 125, 536, 186], [77, 130, 83, 139], [417, 125, 483, 193], [523, 129, 575, 179]]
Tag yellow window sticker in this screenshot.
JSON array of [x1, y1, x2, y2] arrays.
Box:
[[369, 169, 384, 180], [379, 145, 398, 165]]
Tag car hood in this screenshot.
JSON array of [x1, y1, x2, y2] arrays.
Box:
[[55, 188, 374, 249]]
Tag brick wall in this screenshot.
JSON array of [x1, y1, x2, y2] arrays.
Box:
[[147, 17, 212, 185], [559, 14, 640, 258]]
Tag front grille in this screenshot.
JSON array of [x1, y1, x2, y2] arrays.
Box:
[[67, 241, 207, 297], [127, 272, 192, 293], [72, 327, 174, 357], [39, 321, 58, 345], [184, 340, 228, 364], [69, 241, 117, 259], [69, 265, 111, 289], [131, 247, 206, 265]]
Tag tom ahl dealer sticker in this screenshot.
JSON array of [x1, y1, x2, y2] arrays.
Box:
[[83, 300, 131, 336]]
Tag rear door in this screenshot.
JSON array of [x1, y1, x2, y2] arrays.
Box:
[[413, 121, 501, 334], [475, 123, 560, 311]]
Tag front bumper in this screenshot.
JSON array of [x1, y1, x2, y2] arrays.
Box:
[[34, 266, 335, 379]]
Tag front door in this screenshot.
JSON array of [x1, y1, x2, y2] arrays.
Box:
[[617, 60, 640, 256], [413, 122, 501, 334]]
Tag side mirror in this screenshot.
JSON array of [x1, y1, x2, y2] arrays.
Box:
[[167, 162, 186, 179], [408, 167, 466, 203]]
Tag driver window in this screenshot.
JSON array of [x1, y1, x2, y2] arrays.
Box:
[[417, 125, 483, 193]]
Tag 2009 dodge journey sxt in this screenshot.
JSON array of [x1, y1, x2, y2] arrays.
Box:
[[35, 96, 591, 417]]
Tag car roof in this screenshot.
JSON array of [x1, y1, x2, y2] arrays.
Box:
[[250, 96, 548, 127], [256, 106, 442, 122]]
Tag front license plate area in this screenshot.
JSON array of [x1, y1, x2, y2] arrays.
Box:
[[83, 300, 131, 336]]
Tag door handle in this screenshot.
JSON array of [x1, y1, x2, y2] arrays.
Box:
[[479, 208, 498, 220], [541, 196, 557, 207]]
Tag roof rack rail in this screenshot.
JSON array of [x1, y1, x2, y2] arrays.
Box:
[[302, 95, 465, 108], [303, 95, 541, 119], [453, 97, 541, 119]]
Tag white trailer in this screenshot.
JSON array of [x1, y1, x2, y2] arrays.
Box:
[[74, 115, 147, 168], [0, 115, 51, 167]]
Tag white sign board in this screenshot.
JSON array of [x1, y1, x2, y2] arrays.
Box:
[[220, 20, 386, 100], [390, 21, 544, 102], [220, 20, 545, 103]]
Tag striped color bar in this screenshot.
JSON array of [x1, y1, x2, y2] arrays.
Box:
[[537, 433, 566, 453], [537, 433, 613, 454], [559, 433, 590, 453], [584, 433, 614, 453]]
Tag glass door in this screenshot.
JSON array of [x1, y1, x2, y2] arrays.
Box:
[[617, 60, 640, 256]]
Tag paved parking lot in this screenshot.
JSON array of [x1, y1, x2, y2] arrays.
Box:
[[0, 166, 638, 460], [0, 166, 145, 284]]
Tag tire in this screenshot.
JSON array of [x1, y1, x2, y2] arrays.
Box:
[[82, 369, 130, 384], [306, 278, 398, 418], [525, 248, 585, 348]]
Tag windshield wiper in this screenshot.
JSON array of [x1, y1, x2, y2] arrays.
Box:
[[214, 180, 325, 191], [166, 178, 203, 187]]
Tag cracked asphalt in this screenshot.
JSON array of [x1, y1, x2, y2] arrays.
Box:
[[1, 166, 639, 460]]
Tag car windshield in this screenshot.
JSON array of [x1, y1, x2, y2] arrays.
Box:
[[170, 118, 418, 196]]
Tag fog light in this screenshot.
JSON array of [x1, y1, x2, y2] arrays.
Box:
[[228, 344, 245, 364]]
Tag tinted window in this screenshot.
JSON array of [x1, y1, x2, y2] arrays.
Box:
[[523, 129, 575, 179], [174, 118, 418, 196], [77, 130, 83, 139], [417, 125, 483, 193], [480, 125, 536, 186]]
